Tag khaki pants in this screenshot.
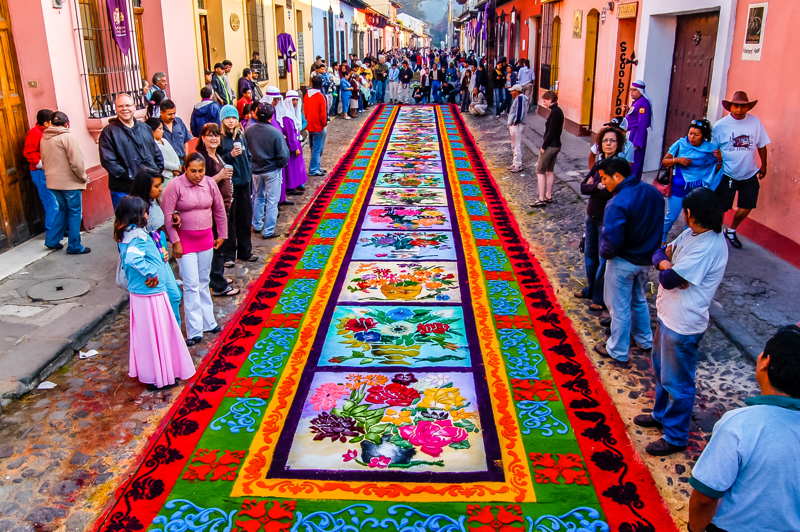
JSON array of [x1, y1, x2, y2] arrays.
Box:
[[388, 81, 401, 102]]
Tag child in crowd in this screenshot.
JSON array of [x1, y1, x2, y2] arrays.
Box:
[[115, 196, 195, 390]]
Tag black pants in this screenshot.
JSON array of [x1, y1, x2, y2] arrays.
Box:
[[221, 184, 253, 261]]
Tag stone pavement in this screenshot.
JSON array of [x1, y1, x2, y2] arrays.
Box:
[[0, 111, 371, 531], [464, 108, 800, 527]]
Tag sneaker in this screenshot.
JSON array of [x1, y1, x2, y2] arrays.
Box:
[[724, 229, 743, 249], [45, 243, 64, 251], [186, 336, 202, 347], [645, 437, 686, 456], [633, 414, 663, 429], [224, 260, 235, 268], [278, 200, 295, 206], [593, 343, 628, 365]]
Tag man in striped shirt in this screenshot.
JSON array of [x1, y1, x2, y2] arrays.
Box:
[[507, 84, 529, 173]]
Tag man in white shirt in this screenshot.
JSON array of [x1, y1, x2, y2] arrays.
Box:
[[507, 84, 529, 173], [516, 59, 535, 109], [635, 187, 728, 456], [711, 91, 770, 249]]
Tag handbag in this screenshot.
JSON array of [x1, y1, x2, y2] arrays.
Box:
[[653, 145, 678, 197]]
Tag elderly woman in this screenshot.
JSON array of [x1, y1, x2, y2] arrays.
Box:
[[277, 90, 307, 197], [195, 122, 238, 298], [661, 118, 719, 243], [162, 153, 228, 346]]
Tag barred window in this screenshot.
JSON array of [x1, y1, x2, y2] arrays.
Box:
[[74, 0, 146, 118], [246, 0, 268, 79], [540, 4, 561, 91]]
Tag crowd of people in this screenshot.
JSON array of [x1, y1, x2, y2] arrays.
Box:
[[20, 45, 798, 531]]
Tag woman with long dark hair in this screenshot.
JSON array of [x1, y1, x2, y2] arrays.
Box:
[[115, 196, 195, 389], [576, 126, 627, 311]]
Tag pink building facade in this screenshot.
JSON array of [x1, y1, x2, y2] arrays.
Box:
[[6, 0, 200, 231]]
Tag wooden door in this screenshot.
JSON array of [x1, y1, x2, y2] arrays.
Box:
[[664, 12, 719, 151], [0, 0, 34, 249], [580, 10, 599, 128], [199, 14, 211, 70], [133, 6, 147, 81]]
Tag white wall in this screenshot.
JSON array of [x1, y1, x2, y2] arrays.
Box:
[[635, 0, 738, 171]]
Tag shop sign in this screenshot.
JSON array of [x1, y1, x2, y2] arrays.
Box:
[[612, 39, 635, 116], [742, 2, 768, 61], [617, 2, 638, 19]]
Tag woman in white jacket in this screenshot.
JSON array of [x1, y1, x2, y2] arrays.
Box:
[[147, 118, 181, 185]]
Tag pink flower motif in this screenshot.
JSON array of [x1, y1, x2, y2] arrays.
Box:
[[375, 253, 388, 257], [371, 216, 394, 223], [309, 382, 349, 411], [342, 449, 358, 462], [368, 456, 392, 468], [398, 420, 468, 457], [395, 209, 421, 216]]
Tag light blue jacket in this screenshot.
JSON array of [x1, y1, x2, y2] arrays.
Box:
[[118, 227, 167, 295]]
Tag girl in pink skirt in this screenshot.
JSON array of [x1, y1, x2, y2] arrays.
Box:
[[115, 196, 196, 390]]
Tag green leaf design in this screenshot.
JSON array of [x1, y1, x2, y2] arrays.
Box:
[[448, 440, 471, 450]]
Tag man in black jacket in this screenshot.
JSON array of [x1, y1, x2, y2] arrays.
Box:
[[398, 61, 414, 104], [99, 93, 163, 208]]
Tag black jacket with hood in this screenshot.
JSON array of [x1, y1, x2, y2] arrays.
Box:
[[99, 118, 164, 193]]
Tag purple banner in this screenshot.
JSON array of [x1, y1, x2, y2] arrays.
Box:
[[106, 0, 132, 56], [277, 33, 297, 74]]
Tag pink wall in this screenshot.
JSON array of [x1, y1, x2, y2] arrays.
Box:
[[545, 1, 628, 135], [11, 1, 103, 168], [726, 1, 800, 246]]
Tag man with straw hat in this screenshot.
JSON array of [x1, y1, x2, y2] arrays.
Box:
[[711, 90, 770, 249]]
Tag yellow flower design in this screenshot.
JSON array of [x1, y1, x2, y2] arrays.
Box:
[[345, 373, 388, 390], [381, 409, 413, 425], [450, 409, 478, 422], [417, 387, 467, 411]]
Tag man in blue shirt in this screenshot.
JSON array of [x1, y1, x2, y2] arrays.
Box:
[[159, 99, 192, 163], [689, 325, 800, 532], [595, 157, 664, 363]]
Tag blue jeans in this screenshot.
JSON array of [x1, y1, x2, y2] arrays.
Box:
[[583, 217, 606, 306], [47, 189, 85, 252], [251, 169, 283, 237], [431, 81, 441, 103], [371, 80, 384, 104], [308, 129, 327, 175], [329, 94, 339, 116], [494, 88, 505, 115], [651, 319, 703, 446], [604, 257, 653, 361], [31, 169, 58, 233], [663, 194, 683, 244], [110, 191, 127, 210], [341, 91, 351, 116]]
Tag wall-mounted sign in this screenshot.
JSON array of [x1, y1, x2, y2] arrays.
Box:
[[617, 2, 638, 19], [230, 13, 241, 31], [742, 2, 768, 61], [573, 10, 583, 38]]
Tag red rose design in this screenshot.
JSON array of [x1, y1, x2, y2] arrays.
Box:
[[416, 322, 450, 335], [365, 383, 420, 406], [344, 318, 377, 332], [398, 420, 468, 457]]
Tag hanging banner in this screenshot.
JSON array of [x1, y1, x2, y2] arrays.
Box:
[[742, 2, 768, 61], [106, 0, 132, 55]]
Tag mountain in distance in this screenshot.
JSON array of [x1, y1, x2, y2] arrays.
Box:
[[394, 0, 448, 45]]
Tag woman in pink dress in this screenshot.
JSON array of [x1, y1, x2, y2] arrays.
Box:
[[278, 90, 308, 196], [115, 196, 195, 389]]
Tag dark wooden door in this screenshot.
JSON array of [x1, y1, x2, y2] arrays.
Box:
[[663, 12, 719, 152], [0, 0, 35, 250]]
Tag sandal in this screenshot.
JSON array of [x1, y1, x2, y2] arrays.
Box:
[[212, 285, 240, 297], [530, 200, 547, 208], [724, 230, 743, 249]]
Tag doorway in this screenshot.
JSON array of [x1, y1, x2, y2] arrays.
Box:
[[663, 12, 719, 151], [199, 14, 211, 70], [580, 9, 599, 130], [0, 0, 35, 249]]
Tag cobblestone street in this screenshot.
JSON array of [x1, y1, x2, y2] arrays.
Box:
[[463, 111, 762, 527], [0, 106, 791, 531], [0, 114, 370, 531]]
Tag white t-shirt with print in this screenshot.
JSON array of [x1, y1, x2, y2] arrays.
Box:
[[712, 114, 770, 181], [656, 228, 729, 335]]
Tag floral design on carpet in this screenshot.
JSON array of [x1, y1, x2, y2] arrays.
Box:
[[370, 187, 447, 206], [364, 205, 451, 231], [353, 230, 456, 261], [285, 372, 485, 472], [340, 262, 460, 302], [375, 172, 445, 188], [319, 306, 469, 367]]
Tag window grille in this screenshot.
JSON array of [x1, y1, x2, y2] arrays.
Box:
[[73, 0, 146, 118], [246, 0, 268, 79]]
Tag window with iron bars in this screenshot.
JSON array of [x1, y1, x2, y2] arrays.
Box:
[[539, 4, 560, 91], [246, 0, 268, 80], [73, 0, 146, 118]]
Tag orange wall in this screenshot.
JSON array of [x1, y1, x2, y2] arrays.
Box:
[[726, 1, 800, 246], [541, 1, 635, 134], [495, 0, 541, 60]]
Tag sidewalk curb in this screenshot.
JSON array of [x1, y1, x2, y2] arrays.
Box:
[[0, 292, 128, 408], [709, 300, 761, 361]]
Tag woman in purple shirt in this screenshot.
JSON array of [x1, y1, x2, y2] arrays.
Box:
[[162, 153, 228, 346]]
